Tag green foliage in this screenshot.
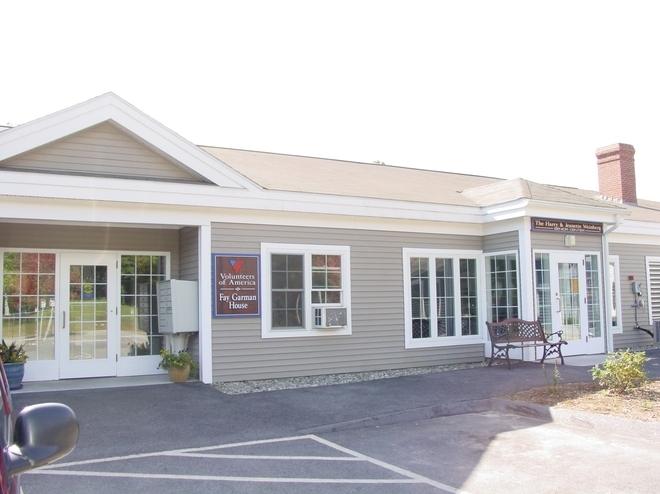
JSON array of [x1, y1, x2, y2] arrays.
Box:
[[158, 350, 197, 371], [590, 350, 648, 393], [0, 340, 28, 363]]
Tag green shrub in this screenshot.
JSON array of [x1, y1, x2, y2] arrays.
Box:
[[590, 350, 648, 393]]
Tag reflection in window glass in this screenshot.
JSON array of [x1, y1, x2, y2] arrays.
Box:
[[271, 254, 304, 328], [486, 253, 519, 323], [411, 258, 430, 339], [535, 253, 552, 334], [585, 254, 602, 338], [2, 252, 57, 361], [405, 252, 480, 346], [120, 255, 167, 357]]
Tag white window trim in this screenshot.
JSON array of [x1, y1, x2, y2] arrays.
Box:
[[261, 243, 352, 339], [608, 255, 623, 334], [484, 250, 521, 323], [532, 249, 605, 339], [403, 248, 484, 349], [645, 256, 660, 326]]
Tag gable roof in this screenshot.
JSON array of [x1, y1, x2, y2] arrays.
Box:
[[2, 93, 656, 225], [0, 93, 257, 190], [1, 122, 212, 183]]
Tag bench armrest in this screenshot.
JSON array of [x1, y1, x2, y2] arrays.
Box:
[[545, 330, 565, 342]]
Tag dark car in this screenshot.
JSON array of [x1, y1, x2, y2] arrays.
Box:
[[0, 363, 79, 494]]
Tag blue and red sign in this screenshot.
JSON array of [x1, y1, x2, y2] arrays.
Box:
[[213, 254, 260, 317]]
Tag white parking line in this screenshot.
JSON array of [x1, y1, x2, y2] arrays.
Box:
[[28, 434, 469, 493], [30, 470, 423, 484]]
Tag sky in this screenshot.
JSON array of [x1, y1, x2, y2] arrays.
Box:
[[2, 1, 659, 200]]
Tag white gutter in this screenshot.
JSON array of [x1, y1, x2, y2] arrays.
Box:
[[602, 214, 622, 353]]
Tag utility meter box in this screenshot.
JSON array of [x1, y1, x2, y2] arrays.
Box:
[[156, 280, 199, 334]]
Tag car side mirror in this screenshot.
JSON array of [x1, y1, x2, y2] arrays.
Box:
[[6, 402, 79, 477]]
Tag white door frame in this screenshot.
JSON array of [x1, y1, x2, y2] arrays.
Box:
[[59, 252, 118, 379], [546, 251, 604, 356]]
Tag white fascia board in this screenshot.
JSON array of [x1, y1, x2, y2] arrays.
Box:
[[1, 195, 212, 227], [479, 199, 626, 225], [610, 220, 660, 238], [482, 217, 526, 235], [0, 194, 482, 235], [215, 208, 485, 236], [608, 232, 660, 245], [522, 201, 626, 225], [0, 169, 234, 204], [0, 93, 258, 191], [479, 200, 529, 222], [0, 169, 487, 224], [1, 194, 486, 237]]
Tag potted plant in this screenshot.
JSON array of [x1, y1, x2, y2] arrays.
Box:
[[158, 349, 197, 383], [0, 340, 28, 390]]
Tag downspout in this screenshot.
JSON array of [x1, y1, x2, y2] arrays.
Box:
[[602, 214, 621, 353]]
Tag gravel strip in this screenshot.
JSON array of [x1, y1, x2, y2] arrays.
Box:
[[213, 345, 660, 395], [213, 362, 488, 394]]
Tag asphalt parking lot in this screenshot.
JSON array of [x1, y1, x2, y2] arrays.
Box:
[[13, 351, 660, 493]]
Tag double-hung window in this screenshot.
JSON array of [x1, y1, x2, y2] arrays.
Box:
[[261, 243, 351, 338], [403, 249, 482, 348]]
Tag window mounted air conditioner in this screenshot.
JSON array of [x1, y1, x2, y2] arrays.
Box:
[[314, 307, 348, 329]]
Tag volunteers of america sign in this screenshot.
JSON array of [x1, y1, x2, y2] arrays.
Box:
[[213, 254, 260, 317]]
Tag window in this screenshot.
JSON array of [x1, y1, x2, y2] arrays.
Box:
[[608, 256, 622, 334], [404, 249, 481, 348], [585, 254, 602, 338], [1, 252, 56, 361], [120, 255, 167, 356], [485, 252, 519, 323], [534, 253, 552, 332], [261, 244, 351, 338]]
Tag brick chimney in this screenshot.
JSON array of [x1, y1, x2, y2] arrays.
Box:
[[595, 143, 637, 204]]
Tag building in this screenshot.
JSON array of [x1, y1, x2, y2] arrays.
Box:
[[1, 93, 659, 385]]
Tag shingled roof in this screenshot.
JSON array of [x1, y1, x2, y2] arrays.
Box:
[[202, 146, 631, 214]]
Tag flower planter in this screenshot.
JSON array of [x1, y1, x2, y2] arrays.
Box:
[[167, 365, 190, 383], [4, 362, 26, 390]]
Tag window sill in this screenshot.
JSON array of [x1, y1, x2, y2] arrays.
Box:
[[405, 336, 485, 349], [262, 327, 352, 339]]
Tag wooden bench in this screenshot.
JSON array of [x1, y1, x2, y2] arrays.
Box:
[[485, 318, 567, 370]]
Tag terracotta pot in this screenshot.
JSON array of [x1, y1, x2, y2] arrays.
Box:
[[167, 365, 190, 383]]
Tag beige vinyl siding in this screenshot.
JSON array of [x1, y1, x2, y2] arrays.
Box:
[[178, 226, 200, 359], [531, 231, 603, 251], [0, 222, 180, 277], [1, 122, 209, 183], [610, 242, 660, 348], [178, 227, 199, 281], [211, 222, 484, 382], [483, 231, 519, 253]]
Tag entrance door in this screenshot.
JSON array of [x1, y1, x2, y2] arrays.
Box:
[[545, 253, 603, 355], [59, 253, 118, 378]]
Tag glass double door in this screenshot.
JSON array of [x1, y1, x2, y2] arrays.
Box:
[[537, 252, 603, 356], [58, 253, 166, 379]]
